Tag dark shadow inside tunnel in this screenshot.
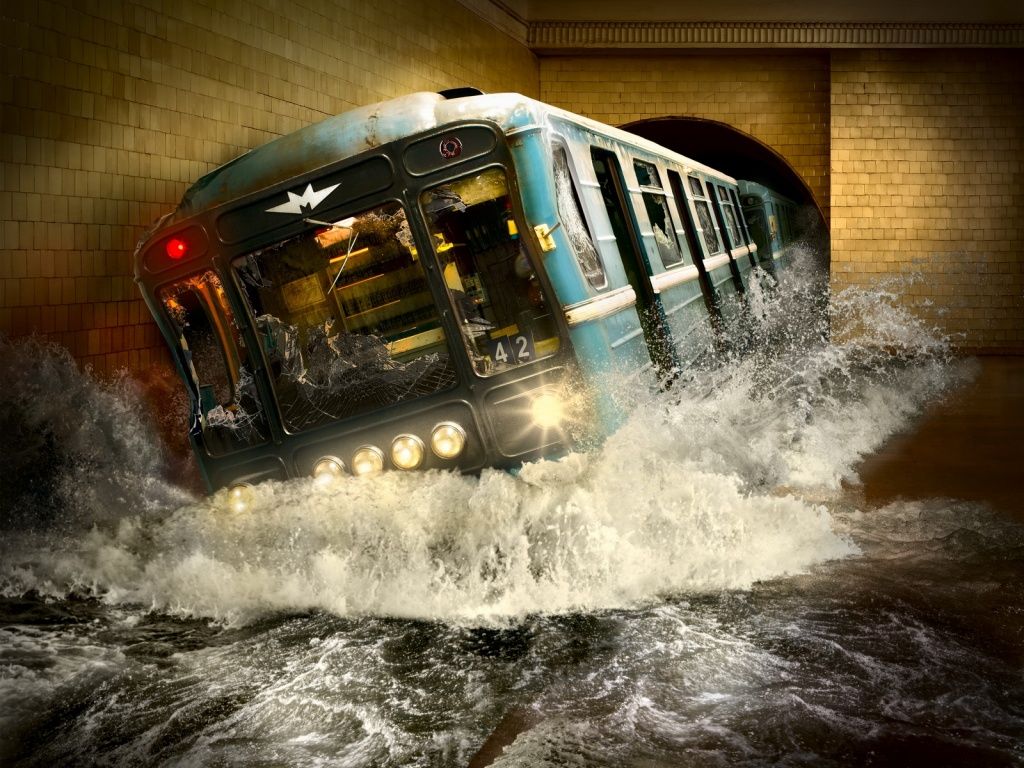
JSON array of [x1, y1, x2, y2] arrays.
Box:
[[621, 117, 828, 255]]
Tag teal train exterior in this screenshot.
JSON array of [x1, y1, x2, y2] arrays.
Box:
[[739, 180, 801, 271], [134, 90, 788, 496]]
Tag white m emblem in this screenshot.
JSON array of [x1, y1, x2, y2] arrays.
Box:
[[266, 182, 340, 215]]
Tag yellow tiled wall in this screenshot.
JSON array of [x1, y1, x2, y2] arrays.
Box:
[[831, 50, 1024, 351], [539, 53, 831, 221], [3, 7, 1022, 364], [0, 0, 538, 374]]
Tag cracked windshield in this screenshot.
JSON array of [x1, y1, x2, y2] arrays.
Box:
[[234, 201, 456, 432]]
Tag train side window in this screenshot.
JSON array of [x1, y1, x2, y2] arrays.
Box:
[[553, 146, 607, 289], [633, 159, 684, 268], [666, 169, 705, 261], [159, 270, 268, 455], [688, 176, 723, 256], [715, 185, 742, 249]]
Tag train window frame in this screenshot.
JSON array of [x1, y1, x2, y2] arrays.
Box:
[[687, 175, 724, 257], [665, 168, 707, 265], [632, 158, 687, 269], [552, 142, 609, 290], [714, 183, 742, 251], [419, 165, 564, 378], [234, 196, 458, 438], [158, 269, 269, 456]]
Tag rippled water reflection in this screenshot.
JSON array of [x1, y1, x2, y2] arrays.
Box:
[[2, 252, 1021, 766]]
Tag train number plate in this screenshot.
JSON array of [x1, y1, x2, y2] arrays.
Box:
[[487, 332, 536, 366]]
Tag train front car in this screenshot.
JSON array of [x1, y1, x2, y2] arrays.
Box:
[[134, 93, 581, 493]]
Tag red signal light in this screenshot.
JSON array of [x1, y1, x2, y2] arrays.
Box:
[[166, 238, 188, 260]]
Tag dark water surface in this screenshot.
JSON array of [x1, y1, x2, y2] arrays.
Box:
[[3, 254, 1022, 766]]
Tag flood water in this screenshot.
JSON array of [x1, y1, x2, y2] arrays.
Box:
[[2, 252, 1022, 767]]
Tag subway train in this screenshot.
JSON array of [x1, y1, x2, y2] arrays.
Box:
[[133, 89, 803, 499]]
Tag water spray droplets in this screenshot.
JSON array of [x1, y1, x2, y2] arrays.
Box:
[[0, 254, 970, 625]]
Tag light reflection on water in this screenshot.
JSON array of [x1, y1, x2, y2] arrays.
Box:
[[2, 251, 1022, 766]]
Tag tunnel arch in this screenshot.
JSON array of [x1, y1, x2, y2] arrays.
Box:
[[621, 116, 827, 233]]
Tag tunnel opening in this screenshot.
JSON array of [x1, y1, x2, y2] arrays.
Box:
[[621, 117, 829, 260]]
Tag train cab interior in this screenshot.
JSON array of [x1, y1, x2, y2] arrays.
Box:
[[419, 166, 562, 377]]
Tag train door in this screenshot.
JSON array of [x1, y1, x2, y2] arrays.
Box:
[[159, 270, 269, 457], [741, 205, 776, 275], [667, 169, 722, 322], [590, 147, 677, 378], [743, 203, 769, 258]]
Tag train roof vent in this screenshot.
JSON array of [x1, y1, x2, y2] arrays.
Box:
[[438, 87, 485, 99]]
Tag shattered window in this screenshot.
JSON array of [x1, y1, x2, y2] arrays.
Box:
[[233, 201, 457, 433], [159, 271, 268, 455], [421, 168, 562, 377], [553, 147, 606, 289], [634, 159, 687, 268], [689, 176, 723, 257]]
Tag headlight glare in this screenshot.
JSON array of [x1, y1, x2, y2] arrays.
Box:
[[430, 422, 466, 460], [391, 434, 425, 470], [352, 445, 385, 476], [531, 392, 564, 429]]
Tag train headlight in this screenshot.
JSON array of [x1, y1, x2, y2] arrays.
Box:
[[352, 445, 384, 476], [227, 483, 254, 514], [312, 456, 346, 487], [531, 392, 564, 429], [391, 434, 425, 470], [430, 422, 466, 460]]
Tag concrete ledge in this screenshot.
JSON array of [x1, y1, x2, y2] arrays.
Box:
[[529, 22, 1024, 50]]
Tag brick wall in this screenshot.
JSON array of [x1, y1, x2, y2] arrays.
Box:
[[539, 53, 831, 220], [830, 50, 1024, 351], [0, 0, 538, 374]]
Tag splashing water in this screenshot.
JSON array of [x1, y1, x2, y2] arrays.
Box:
[[5, 253, 1017, 767], [0, 337, 194, 530], [1, 254, 967, 625]]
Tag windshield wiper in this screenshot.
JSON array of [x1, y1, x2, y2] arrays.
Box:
[[306, 217, 360, 292]]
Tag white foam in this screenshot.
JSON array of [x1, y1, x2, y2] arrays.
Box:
[[2, 444, 855, 626], [0, 256, 970, 627]]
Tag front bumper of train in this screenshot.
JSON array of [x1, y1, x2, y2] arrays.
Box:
[[202, 364, 587, 503]]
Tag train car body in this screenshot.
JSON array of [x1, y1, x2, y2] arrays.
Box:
[[738, 180, 801, 271], [134, 91, 770, 495]]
